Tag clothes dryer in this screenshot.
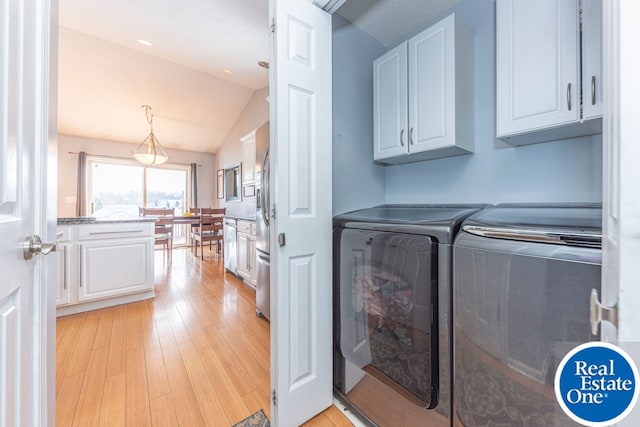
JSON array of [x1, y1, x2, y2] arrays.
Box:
[[333, 204, 487, 427], [453, 203, 602, 426]]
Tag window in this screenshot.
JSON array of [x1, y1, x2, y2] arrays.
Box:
[[87, 156, 191, 245]]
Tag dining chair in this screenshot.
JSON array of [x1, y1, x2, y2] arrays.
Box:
[[139, 207, 175, 264], [191, 207, 225, 260]]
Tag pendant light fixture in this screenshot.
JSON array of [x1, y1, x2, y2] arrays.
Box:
[[132, 105, 169, 166]]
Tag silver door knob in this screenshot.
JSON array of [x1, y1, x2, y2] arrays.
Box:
[[23, 235, 56, 260]]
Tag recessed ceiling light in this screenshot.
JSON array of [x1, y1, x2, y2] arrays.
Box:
[[223, 69, 233, 75], [137, 39, 153, 47]]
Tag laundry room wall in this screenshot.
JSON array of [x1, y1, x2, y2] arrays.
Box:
[[383, 0, 603, 204], [332, 15, 387, 215]]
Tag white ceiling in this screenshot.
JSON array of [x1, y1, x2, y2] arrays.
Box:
[[336, 0, 464, 47], [58, 0, 270, 154], [57, 0, 462, 154]]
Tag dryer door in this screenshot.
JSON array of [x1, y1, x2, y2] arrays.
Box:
[[335, 227, 438, 408]]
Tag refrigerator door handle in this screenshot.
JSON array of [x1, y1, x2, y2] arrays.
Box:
[[261, 148, 270, 227]]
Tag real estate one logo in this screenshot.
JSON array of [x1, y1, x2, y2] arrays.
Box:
[[554, 342, 639, 426]]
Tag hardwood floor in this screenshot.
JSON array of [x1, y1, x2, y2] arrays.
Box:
[[56, 247, 352, 427]]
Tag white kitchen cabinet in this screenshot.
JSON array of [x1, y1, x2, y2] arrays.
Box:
[[56, 221, 155, 316], [79, 237, 153, 302], [249, 222, 257, 287], [241, 129, 257, 185], [236, 219, 256, 288], [237, 231, 250, 281], [373, 13, 474, 164], [496, 0, 602, 145], [56, 227, 72, 306]]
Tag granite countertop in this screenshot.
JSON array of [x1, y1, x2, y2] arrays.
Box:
[[58, 217, 157, 225]]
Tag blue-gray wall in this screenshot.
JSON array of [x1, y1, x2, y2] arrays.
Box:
[[384, 0, 602, 204], [332, 15, 387, 215], [332, 0, 602, 213]]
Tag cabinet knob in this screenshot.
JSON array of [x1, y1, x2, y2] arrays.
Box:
[[409, 127, 414, 145], [567, 83, 572, 111], [400, 129, 405, 147], [591, 76, 596, 106]]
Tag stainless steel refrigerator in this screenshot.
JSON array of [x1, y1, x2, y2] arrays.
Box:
[[255, 122, 270, 320]]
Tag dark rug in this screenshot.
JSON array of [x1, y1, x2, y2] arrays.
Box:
[[369, 326, 432, 403], [232, 409, 270, 427]]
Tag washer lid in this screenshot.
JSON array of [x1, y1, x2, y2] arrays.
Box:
[[461, 203, 602, 248], [333, 204, 488, 243]]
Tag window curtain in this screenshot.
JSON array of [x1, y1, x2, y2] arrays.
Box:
[[76, 151, 87, 216], [190, 163, 198, 208]]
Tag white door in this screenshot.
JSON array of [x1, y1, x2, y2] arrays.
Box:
[[0, 0, 57, 425], [601, 0, 640, 345], [496, 0, 579, 137], [270, 0, 333, 425], [373, 43, 408, 161]]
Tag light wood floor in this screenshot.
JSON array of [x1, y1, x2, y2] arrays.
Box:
[[56, 247, 352, 427]]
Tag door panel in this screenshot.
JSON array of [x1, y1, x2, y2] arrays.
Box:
[[0, 0, 56, 425], [602, 0, 640, 346], [270, 0, 333, 425]]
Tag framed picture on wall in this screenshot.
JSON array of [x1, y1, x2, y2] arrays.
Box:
[[243, 184, 255, 198], [217, 169, 224, 199]]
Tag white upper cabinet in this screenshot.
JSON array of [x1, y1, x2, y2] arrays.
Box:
[[373, 13, 474, 165], [373, 43, 408, 160], [496, 0, 602, 145], [241, 130, 257, 184], [581, 0, 603, 120]]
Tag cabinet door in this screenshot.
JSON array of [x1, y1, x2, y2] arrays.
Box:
[[409, 14, 452, 152], [56, 243, 71, 306], [582, 0, 603, 120], [79, 238, 153, 302], [496, 0, 579, 137], [241, 131, 257, 184], [249, 236, 257, 287], [237, 232, 250, 280], [373, 42, 408, 160]]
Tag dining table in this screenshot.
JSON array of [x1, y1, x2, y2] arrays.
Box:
[[173, 215, 201, 225]]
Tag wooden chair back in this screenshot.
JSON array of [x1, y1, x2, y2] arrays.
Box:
[[139, 207, 175, 263], [139, 207, 175, 235], [191, 208, 225, 259]]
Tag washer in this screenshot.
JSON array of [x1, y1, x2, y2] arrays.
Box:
[[333, 204, 487, 427], [453, 203, 602, 426]]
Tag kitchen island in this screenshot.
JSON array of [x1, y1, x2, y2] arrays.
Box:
[[56, 217, 156, 316]]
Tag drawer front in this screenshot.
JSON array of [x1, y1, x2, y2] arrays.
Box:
[[78, 222, 154, 240], [237, 220, 252, 234], [56, 227, 73, 242]]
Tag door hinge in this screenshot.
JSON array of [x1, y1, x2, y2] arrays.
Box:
[[270, 18, 276, 34], [590, 289, 618, 335], [272, 389, 277, 406]]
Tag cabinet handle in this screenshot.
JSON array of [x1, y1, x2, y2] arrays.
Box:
[[400, 129, 405, 146], [63, 246, 68, 290], [89, 230, 144, 236], [591, 76, 596, 105], [567, 83, 572, 111], [79, 246, 83, 288], [409, 127, 414, 145]]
